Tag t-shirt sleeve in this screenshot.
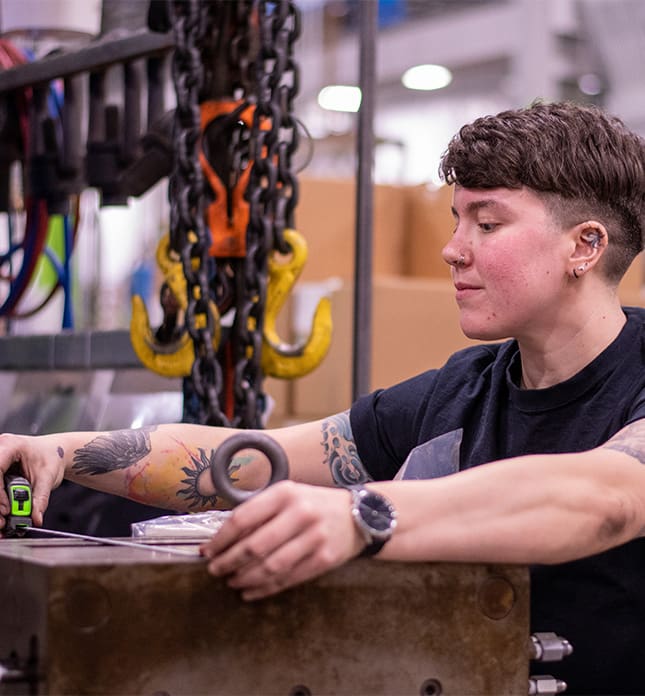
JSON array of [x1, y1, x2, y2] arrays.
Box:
[[350, 370, 439, 481], [349, 343, 504, 481], [627, 384, 645, 423]]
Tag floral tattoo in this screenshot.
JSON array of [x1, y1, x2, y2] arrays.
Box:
[[321, 412, 372, 486], [72, 426, 157, 476], [178, 448, 243, 509]]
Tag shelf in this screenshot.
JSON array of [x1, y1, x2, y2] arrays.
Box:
[[0, 330, 142, 371]]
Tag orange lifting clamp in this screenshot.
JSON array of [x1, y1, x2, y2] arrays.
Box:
[[199, 99, 258, 258]]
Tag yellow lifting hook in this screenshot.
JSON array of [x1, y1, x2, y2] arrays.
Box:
[[130, 229, 331, 380], [154, 234, 189, 312], [130, 234, 222, 378], [262, 228, 332, 379]]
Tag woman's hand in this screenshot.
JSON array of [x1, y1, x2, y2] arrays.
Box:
[[200, 480, 365, 600], [0, 433, 66, 531]]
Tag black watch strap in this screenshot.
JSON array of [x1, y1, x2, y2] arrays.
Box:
[[359, 538, 387, 557]]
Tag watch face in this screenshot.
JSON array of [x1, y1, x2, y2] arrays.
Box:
[[360, 492, 395, 532]]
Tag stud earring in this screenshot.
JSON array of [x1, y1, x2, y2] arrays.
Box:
[[572, 262, 588, 279]]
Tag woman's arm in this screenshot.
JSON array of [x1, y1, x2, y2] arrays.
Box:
[[201, 419, 645, 600], [378, 439, 644, 565], [0, 411, 368, 528]]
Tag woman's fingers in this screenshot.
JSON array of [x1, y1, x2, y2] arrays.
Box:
[[200, 480, 299, 565], [237, 551, 336, 601], [0, 434, 64, 528], [227, 521, 341, 589], [30, 477, 54, 527], [202, 481, 363, 599], [203, 481, 325, 574]]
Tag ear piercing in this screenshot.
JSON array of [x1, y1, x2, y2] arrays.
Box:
[[573, 262, 589, 279]]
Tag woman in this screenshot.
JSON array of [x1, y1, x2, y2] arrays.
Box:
[[2, 101, 645, 694]]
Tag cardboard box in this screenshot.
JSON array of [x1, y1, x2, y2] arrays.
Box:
[[403, 184, 454, 280], [294, 177, 408, 282], [291, 276, 484, 419]]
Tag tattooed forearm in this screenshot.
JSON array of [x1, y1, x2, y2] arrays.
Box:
[[321, 411, 372, 486], [602, 421, 645, 465], [72, 426, 157, 476], [178, 448, 244, 509]]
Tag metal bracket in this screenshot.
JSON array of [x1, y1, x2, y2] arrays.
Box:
[[528, 674, 568, 695], [529, 632, 574, 662]]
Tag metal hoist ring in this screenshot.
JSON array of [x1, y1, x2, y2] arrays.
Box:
[[210, 432, 290, 506]]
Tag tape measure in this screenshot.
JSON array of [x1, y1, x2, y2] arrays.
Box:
[[5, 474, 33, 537]]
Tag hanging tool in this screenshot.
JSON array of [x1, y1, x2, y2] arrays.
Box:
[[2, 432, 289, 553], [130, 290, 222, 378], [130, 233, 222, 378], [131, 228, 331, 379], [132, 1, 317, 426], [262, 228, 332, 379], [199, 99, 256, 258], [130, 98, 258, 378], [10, 209, 80, 329], [0, 199, 49, 316]]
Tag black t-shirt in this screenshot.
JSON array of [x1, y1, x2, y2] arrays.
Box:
[[350, 307, 645, 695]]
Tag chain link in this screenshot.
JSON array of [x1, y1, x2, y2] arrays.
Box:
[[168, 0, 301, 428], [169, 0, 228, 426], [231, 0, 300, 427]]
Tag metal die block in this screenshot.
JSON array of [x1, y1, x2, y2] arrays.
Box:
[[0, 539, 529, 695]]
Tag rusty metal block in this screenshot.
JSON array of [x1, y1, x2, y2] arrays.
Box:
[[0, 538, 529, 695]]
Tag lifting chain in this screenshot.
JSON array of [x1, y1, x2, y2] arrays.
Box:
[[232, 0, 301, 427], [168, 0, 227, 426], [167, 0, 301, 428]]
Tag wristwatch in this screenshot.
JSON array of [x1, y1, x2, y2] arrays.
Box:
[[350, 486, 398, 557]]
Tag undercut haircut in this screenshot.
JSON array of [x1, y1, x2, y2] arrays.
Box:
[[440, 100, 645, 282]]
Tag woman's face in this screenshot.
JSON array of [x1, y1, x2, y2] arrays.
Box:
[[442, 186, 571, 341]]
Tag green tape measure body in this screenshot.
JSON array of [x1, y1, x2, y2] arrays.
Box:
[[5, 475, 32, 534]]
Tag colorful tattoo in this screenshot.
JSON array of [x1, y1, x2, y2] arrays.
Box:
[[72, 426, 156, 476], [178, 448, 243, 508], [603, 421, 645, 465], [321, 411, 372, 486]]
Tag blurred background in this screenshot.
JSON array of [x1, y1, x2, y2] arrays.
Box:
[[0, 0, 643, 533], [0, 0, 642, 334], [297, 0, 644, 183]]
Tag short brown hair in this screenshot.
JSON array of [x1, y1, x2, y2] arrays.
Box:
[[440, 100, 645, 282]]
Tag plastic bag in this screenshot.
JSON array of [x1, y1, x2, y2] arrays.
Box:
[[131, 511, 231, 539]]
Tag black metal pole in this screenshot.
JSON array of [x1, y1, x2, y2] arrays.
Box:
[[352, 0, 377, 402]]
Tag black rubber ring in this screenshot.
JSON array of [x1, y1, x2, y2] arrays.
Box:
[[210, 432, 290, 506]]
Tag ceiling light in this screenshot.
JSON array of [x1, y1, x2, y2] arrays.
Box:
[[578, 73, 603, 96], [402, 64, 452, 91], [317, 85, 362, 113]]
